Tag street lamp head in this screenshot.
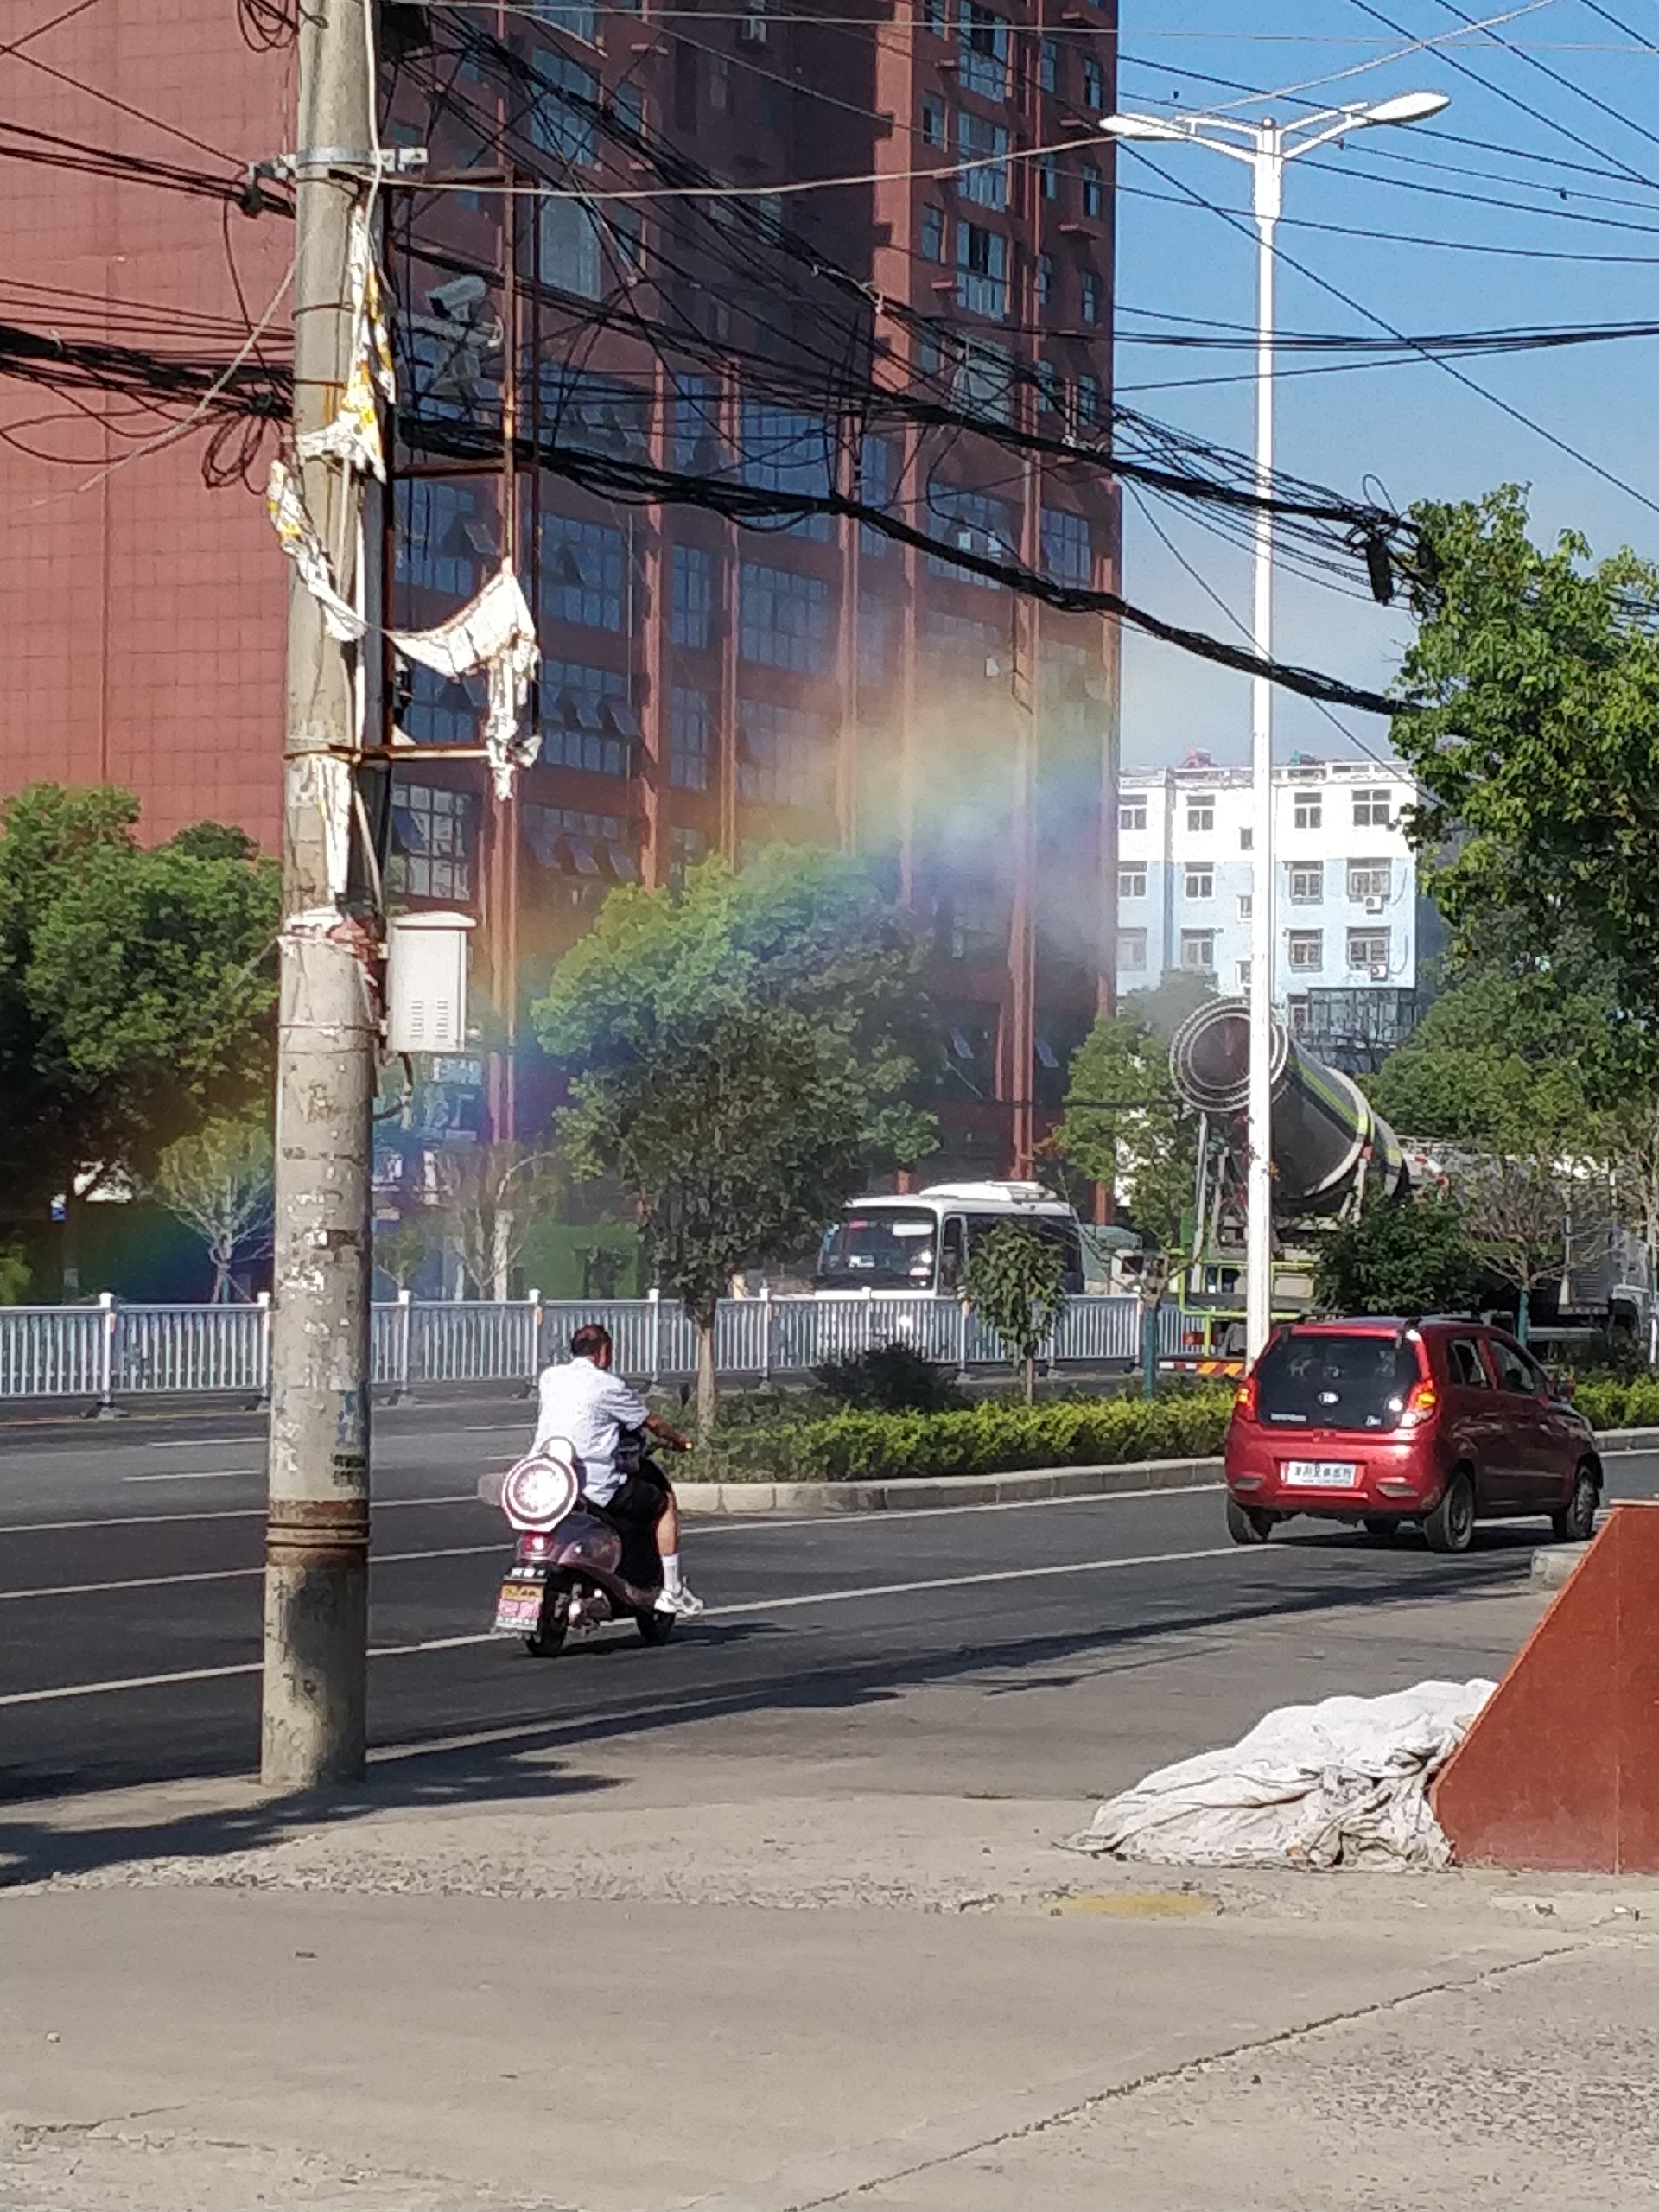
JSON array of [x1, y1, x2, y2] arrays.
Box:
[[1361, 90, 1451, 127], [1098, 111, 1189, 143]]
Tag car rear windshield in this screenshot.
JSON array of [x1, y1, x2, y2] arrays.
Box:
[[1253, 1332, 1422, 1433]]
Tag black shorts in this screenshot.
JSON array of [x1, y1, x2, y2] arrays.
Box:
[[594, 1468, 670, 1529]]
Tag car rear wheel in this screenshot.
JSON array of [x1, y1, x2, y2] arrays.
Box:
[[1226, 1498, 1275, 1545], [1423, 1470, 1475, 1555], [1551, 1464, 1599, 1544]]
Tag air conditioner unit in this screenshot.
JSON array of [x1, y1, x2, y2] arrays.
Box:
[[1369, 963, 1389, 982], [1364, 895, 1385, 914]]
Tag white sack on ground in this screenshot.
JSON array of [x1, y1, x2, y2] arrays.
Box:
[[1064, 1680, 1496, 1872]]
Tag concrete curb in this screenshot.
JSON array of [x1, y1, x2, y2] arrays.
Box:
[[676, 1454, 1224, 1516], [1596, 1426, 1659, 1451]]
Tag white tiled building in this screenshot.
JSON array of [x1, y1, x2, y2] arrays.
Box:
[[1115, 752, 1422, 1047]]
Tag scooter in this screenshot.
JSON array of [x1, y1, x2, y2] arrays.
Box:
[[481, 1429, 679, 1657]]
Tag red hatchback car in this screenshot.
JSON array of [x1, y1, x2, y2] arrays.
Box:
[[1224, 1317, 1602, 1554]]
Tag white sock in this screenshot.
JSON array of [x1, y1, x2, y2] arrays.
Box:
[[662, 1553, 683, 1594]]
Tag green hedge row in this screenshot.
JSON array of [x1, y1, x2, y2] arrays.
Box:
[[1572, 1376, 1659, 1433], [696, 1390, 1235, 1484]]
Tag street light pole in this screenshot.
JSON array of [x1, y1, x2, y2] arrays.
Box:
[[1102, 91, 1448, 1363]]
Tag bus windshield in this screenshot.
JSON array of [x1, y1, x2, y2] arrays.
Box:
[[815, 1210, 938, 1290]]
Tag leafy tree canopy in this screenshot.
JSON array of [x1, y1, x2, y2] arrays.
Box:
[[0, 785, 279, 1212], [1052, 972, 1206, 1255], [1390, 486, 1659, 1027], [531, 847, 937, 1427], [963, 1220, 1067, 1404], [1313, 1194, 1484, 1319]]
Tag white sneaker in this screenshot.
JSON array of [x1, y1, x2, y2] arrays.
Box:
[[653, 1583, 705, 1617]]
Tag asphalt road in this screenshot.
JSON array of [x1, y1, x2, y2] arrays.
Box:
[[4, 1400, 1656, 1801]]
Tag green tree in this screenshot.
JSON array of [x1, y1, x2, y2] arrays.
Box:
[[1389, 487, 1659, 1026], [0, 785, 279, 1260], [1313, 1194, 1484, 1318], [533, 848, 936, 1431], [1052, 975, 1204, 1395], [152, 1116, 274, 1303], [963, 1221, 1067, 1404]]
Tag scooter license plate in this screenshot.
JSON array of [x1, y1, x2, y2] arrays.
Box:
[[493, 1579, 546, 1633]]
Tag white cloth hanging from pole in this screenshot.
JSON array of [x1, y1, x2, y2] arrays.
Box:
[[296, 204, 396, 481]]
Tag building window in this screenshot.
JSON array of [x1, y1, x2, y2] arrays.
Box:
[[1034, 252, 1054, 308], [955, 338, 1017, 422], [740, 402, 833, 540], [925, 607, 1000, 664], [541, 658, 637, 778], [1080, 163, 1103, 219], [387, 783, 474, 901], [738, 697, 832, 809], [1180, 930, 1215, 972], [959, 3, 1009, 101], [1038, 152, 1059, 200], [1239, 826, 1254, 850], [672, 375, 722, 472], [1040, 507, 1090, 588], [1185, 798, 1214, 833], [1238, 893, 1253, 919], [1118, 865, 1147, 899], [926, 481, 1016, 585], [1076, 372, 1101, 423], [1120, 927, 1147, 971], [1288, 862, 1324, 904], [521, 804, 634, 883], [738, 562, 832, 673], [920, 203, 945, 261], [957, 111, 1009, 209], [669, 823, 708, 893], [1288, 930, 1324, 973], [1081, 55, 1104, 109], [395, 479, 490, 601], [921, 94, 946, 146], [1293, 791, 1323, 830], [531, 0, 600, 41], [956, 220, 1009, 318], [670, 543, 713, 650], [1034, 359, 1065, 414], [1185, 866, 1214, 901], [1236, 959, 1251, 990], [529, 49, 599, 164], [1039, 35, 1059, 92], [398, 665, 484, 747], [1353, 786, 1393, 828], [859, 588, 895, 686], [670, 686, 711, 791], [1119, 797, 1147, 834], [539, 513, 626, 632], [1347, 928, 1391, 972], [860, 434, 893, 559], [1348, 859, 1392, 903], [1079, 271, 1101, 326]]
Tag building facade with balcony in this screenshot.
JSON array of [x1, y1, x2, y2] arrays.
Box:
[[1115, 753, 1424, 1065]]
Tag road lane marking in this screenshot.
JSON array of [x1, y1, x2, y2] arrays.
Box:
[[123, 1470, 259, 1484], [0, 1542, 1255, 1703], [0, 1493, 490, 1535], [0, 1543, 505, 1603]]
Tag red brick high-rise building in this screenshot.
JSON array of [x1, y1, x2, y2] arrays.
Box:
[[1, 0, 1119, 1179]]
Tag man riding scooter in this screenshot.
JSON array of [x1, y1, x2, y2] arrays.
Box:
[[531, 1322, 702, 1616]]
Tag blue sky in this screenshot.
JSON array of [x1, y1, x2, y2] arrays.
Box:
[[1111, 0, 1659, 767]]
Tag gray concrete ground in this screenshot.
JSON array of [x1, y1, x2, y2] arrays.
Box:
[[6, 1555, 1656, 2212]]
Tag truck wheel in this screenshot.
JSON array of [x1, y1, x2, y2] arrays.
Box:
[[1226, 1498, 1274, 1545], [1551, 1464, 1599, 1544], [1423, 1471, 1475, 1555]]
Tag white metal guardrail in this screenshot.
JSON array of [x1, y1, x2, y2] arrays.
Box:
[[0, 1289, 1165, 1404]]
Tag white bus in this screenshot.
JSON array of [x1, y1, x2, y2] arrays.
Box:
[[813, 1181, 1087, 1299]]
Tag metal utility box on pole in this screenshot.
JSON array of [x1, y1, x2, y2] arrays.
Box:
[[262, 0, 378, 1788]]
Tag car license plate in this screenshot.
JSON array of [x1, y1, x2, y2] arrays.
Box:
[[493, 1579, 545, 1633], [1281, 1459, 1360, 1488]]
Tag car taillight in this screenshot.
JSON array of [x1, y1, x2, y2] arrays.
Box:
[[1234, 1375, 1257, 1421], [1398, 1380, 1438, 1428]]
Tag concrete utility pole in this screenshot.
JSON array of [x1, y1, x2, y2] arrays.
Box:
[[263, 0, 378, 1788]]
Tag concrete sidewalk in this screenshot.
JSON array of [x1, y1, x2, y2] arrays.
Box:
[[4, 1580, 1655, 2212]]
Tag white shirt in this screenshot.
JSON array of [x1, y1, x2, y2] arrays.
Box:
[[531, 1356, 650, 1506]]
